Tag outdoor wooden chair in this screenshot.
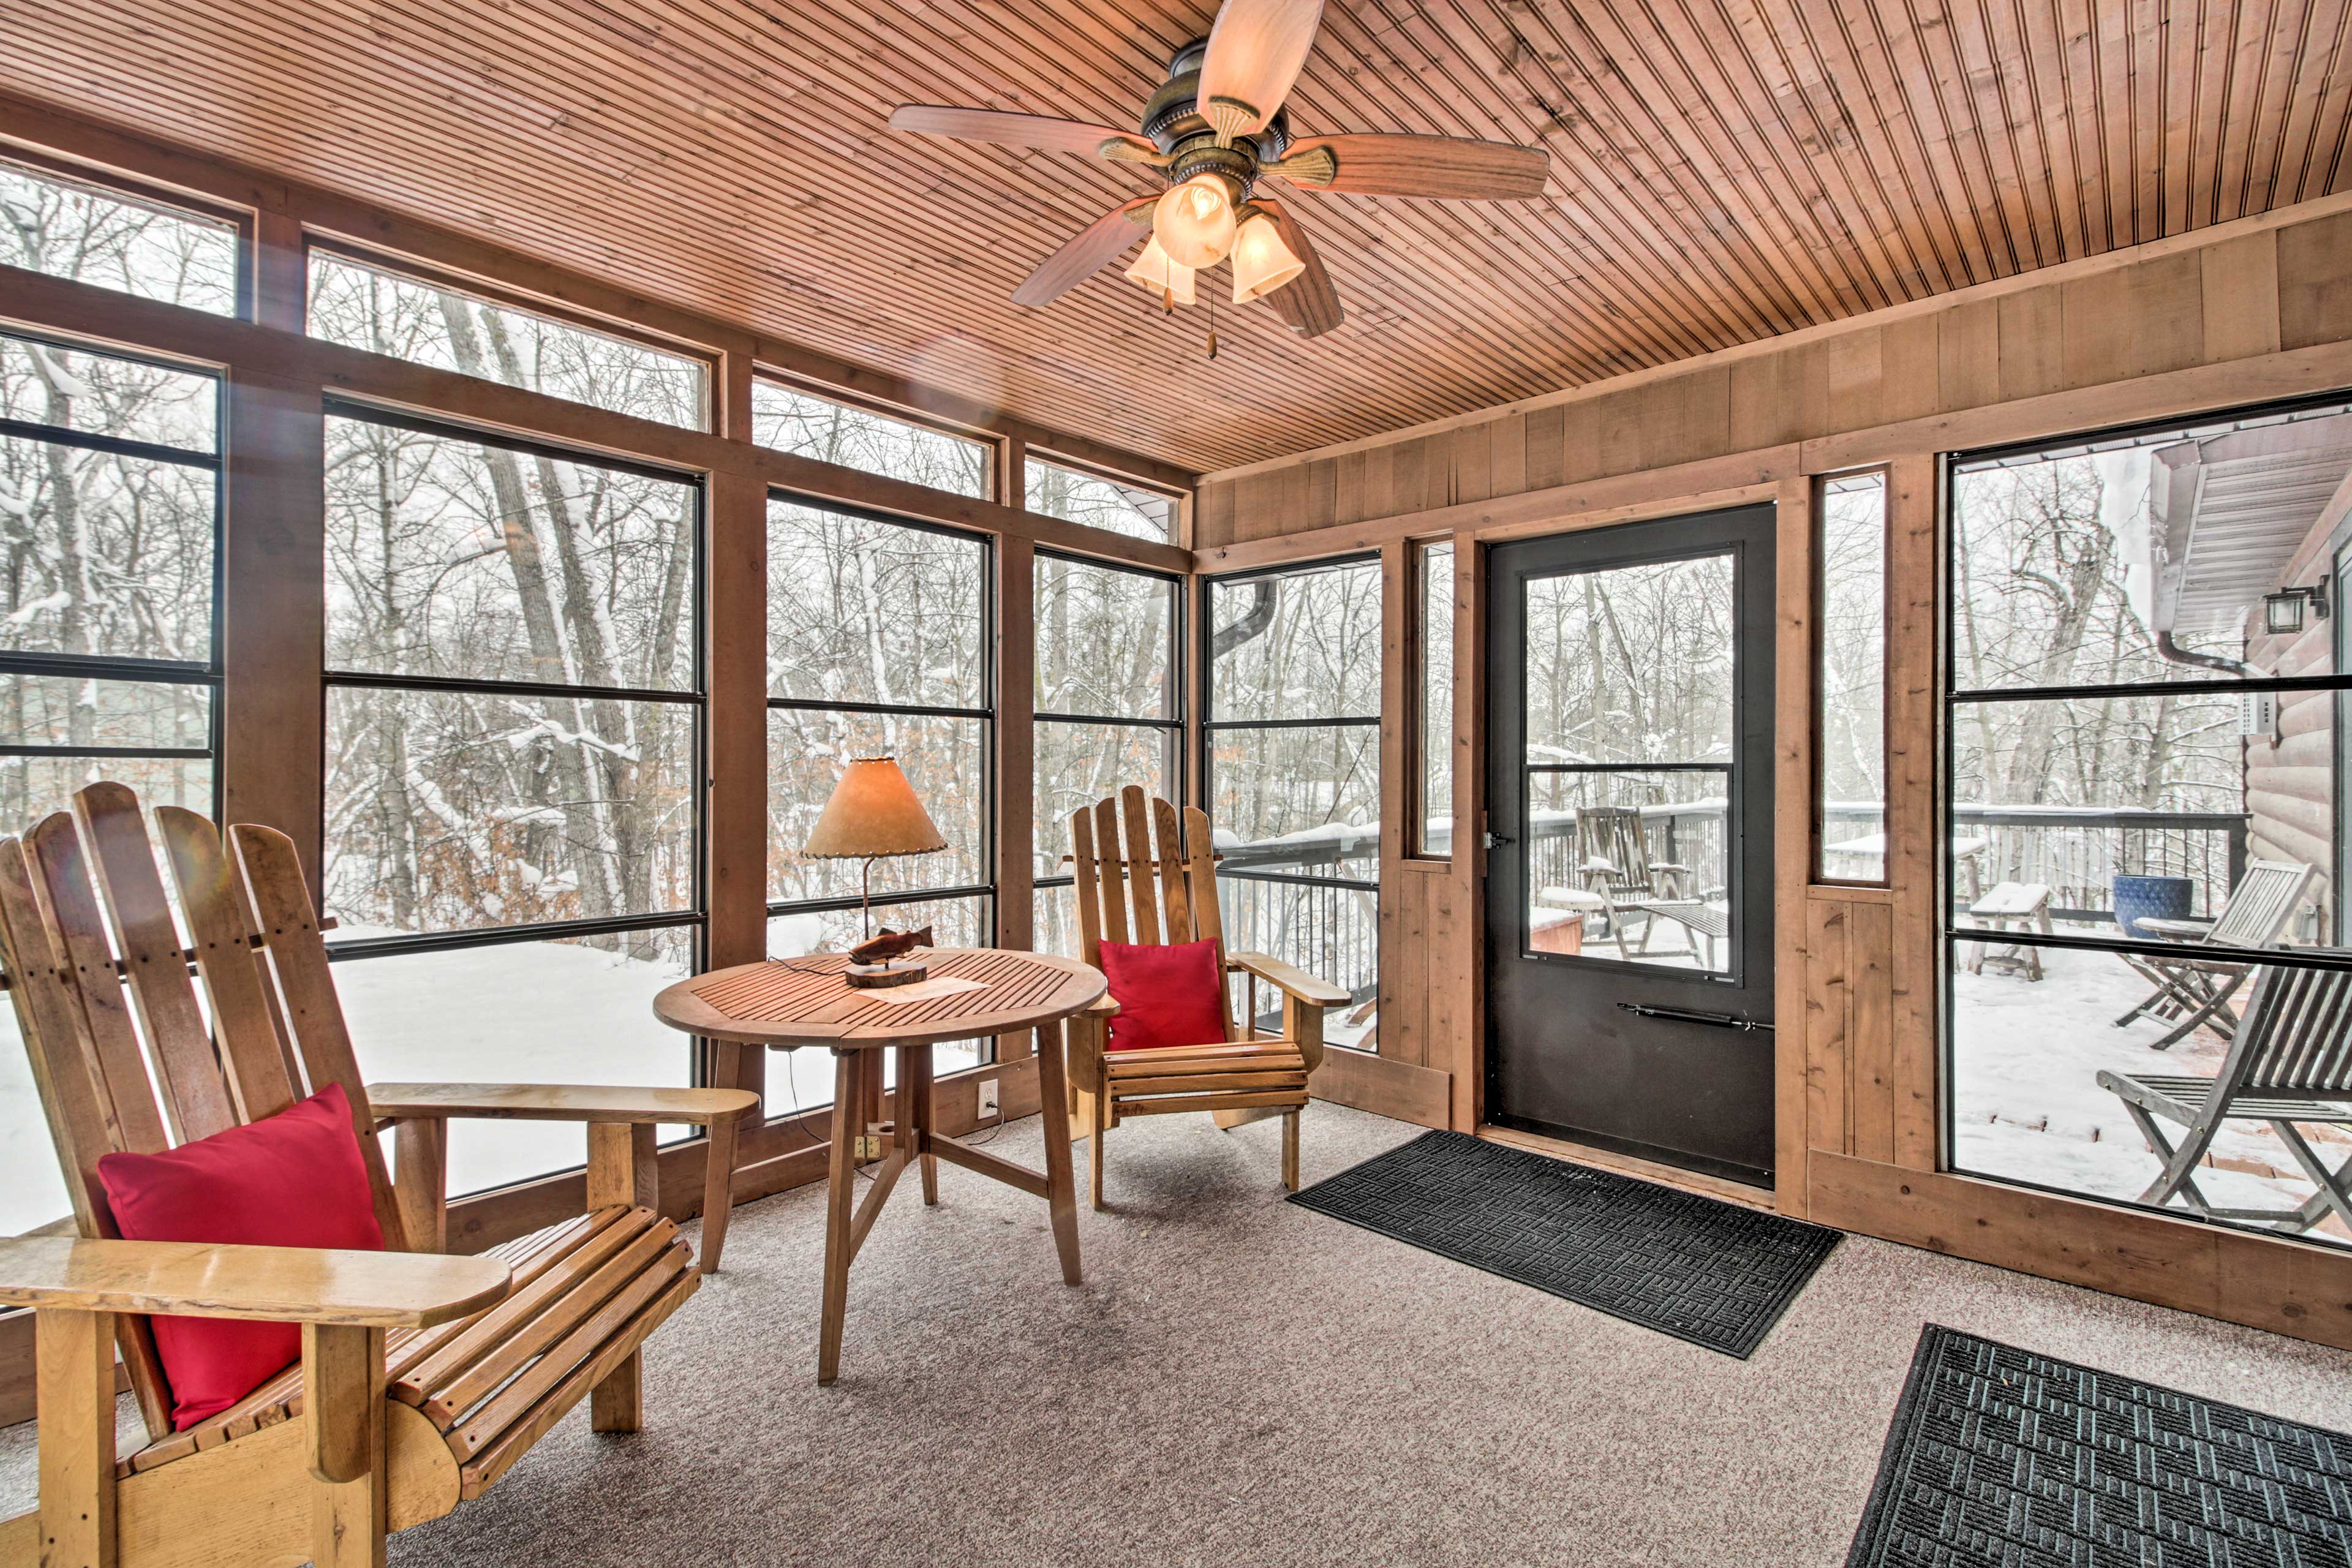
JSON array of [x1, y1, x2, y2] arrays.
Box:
[[2096, 962, 2352, 1235], [0, 783, 757, 1567], [2112, 859, 2316, 1049], [1063, 785, 1348, 1208], [1574, 804, 1728, 967]]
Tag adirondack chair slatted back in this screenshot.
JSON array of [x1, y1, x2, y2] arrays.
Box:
[[2233, 964, 2352, 1095], [1069, 784, 1235, 1042], [1577, 806, 1657, 898], [0, 783, 410, 1444], [2207, 859, 2318, 949]]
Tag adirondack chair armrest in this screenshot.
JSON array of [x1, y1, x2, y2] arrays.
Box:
[[1227, 952, 1349, 1009], [371, 1084, 761, 1251], [0, 1235, 511, 1327], [1062, 995, 1121, 1097], [367, 1082, 760, 1126]]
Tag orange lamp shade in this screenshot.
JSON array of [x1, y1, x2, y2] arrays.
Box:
[[801, 756, 948, 859]]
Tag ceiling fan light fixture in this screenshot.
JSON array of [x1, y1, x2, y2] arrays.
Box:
[[1229, 211, 1305, 303], [1123, 235, 1197, 306], [1153, 174, 1238, 269]]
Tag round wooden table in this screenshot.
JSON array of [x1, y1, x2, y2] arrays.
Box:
[[651, 947, 1106, 1384]]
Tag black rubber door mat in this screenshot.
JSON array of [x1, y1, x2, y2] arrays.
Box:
[[1287, 1129, 1838, 1357], [1849, 1325, 2352, 1567]]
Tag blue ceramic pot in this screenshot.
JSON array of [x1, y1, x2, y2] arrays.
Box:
[[2112, 873, 2194, 939]]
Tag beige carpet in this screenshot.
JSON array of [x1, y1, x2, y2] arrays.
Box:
[[4, 1102, 2350, 1566]]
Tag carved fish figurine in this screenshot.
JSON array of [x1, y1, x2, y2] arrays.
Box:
[[849, 924, 933, 966]]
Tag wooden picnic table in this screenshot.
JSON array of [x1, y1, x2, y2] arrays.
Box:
[[651, 948, 1105, 1384]]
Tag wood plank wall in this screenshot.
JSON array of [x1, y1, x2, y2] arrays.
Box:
[[1192, 195, 2352, 1354]]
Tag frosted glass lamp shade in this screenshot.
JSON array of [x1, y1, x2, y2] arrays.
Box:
[[1123, 235, 1198, 305], [1230, 212, 1305, 303], [802, 757, 948, 859], [1153, 175, 1238, 270]]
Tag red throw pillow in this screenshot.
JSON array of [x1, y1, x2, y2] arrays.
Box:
[[96, 1084, 385, 1431], [1096, 938, 1229, 1052]]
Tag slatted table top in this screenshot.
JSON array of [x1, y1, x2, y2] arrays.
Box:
[[650, 948, 1106, 1049]]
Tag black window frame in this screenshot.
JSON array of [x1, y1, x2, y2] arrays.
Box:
[[749, 371, 1001, 504], [315, 400, 710, 1134], [1200, 553, 1383, 1038], [1940, 394, 2352, 1234], [763, 496, 998, 1066], [0, 326, 226, 812], [1022, 450, 1184, 545], [305, 242, 720, 435], [1406, 538, 1455, 862], [1031, 545, 1186, 909], [0, 151, 252, 320], [1812, 466, 1893, 889]]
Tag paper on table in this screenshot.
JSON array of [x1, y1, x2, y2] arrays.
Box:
[[865, 976, 987, 1006]]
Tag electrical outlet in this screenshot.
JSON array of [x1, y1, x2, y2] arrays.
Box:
[[978, 1078, 1000, 1119]]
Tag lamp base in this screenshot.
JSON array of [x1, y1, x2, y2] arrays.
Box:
[[844, 958, 929, 990]]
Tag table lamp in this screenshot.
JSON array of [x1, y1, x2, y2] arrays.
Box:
[[802, 755, 947, 987]]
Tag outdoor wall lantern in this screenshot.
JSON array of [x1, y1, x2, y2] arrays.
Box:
[[2263, 578, 2332, 636]]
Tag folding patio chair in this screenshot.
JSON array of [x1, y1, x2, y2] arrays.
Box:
[[1574, 805, 1728, 967], [2112, 859, 2316, 1049], [2096, 963, 2352, 1235]]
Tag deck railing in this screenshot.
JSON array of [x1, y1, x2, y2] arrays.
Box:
[[1210, 803, 2255, 1017]]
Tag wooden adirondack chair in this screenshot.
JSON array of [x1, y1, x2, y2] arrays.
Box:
[[1064, 786, 1349, 1208], [2112, 859, 2316, 1049], [2097, 962, 2352, 1234], [0, 783, 758, 1567], [1575, 804, 1728, 966]]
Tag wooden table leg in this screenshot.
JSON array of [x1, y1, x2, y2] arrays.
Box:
[[817, 1049, 861, 1385], [902, 1042, 939, 1205], [1032, 1018, 1082, 1286]]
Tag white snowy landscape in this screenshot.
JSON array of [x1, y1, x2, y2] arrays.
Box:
[[1951, 940, 2350, 1244]]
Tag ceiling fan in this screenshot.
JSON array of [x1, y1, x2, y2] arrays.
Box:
[[889, 0, 1551, 342]]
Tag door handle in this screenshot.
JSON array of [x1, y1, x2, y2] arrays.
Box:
[[1615, 1001, 1774, 1033], [1483, 831, 1513, 848]]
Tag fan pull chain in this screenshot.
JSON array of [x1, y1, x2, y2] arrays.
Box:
[[1207, 286, 1219, 360]]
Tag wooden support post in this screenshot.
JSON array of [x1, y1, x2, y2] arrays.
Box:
[[997, 533, 1038, 1063], [1772, 474, 1815, 1218], [303, 1322, 387, 1568], [220, 370, 326, 901], [706, 457, 770, 1119], [37, 1307, 115, 1568], [391, 1117, 448, 1254]]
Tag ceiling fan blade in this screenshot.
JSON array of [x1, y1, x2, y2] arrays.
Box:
[[889, 105, 1153, 160], [1197, 0, 1327, 140], [1010, 198, 1156, 307], [1284, 134, 1551, 200], [1253, 198, 1343, 338]]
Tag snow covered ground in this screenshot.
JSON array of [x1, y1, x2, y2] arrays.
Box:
[[0, 925, 1004, 1235], [1951, 939, 2351, 1246]]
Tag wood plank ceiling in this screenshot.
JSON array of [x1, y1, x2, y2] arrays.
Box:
[[4, 0, 2348, 472]]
